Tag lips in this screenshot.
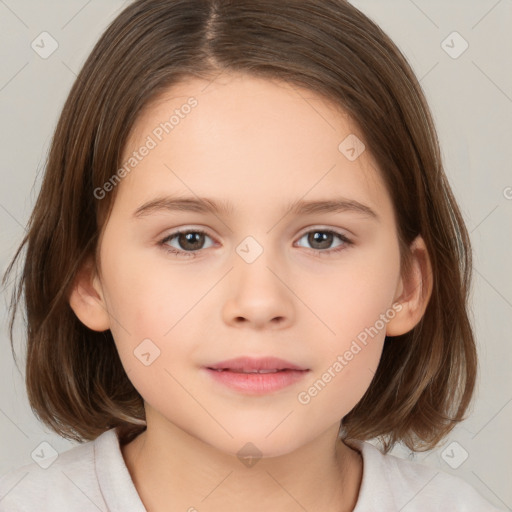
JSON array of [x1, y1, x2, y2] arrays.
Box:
[[206, 356, 308, 373], [203, 356, 310, 394]]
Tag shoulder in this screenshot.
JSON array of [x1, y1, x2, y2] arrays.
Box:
[[0, 431, 108, 512], [349, 439, 506, 512]]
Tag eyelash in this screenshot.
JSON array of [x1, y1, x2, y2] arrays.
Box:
[[158, 228, 353, 258]]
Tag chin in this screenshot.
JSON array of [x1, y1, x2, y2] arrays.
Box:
[[212, 434, 304, 462]]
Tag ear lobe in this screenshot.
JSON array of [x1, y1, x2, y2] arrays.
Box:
[[386, 235, 433, 337], [68, 258, 110, 332]]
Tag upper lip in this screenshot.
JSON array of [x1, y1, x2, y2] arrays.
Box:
[[206, 356, 309, 372]]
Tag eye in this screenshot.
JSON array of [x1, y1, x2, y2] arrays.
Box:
[[158, 227, 353, 258], [295, 229, 353, 256], [159, 229, 215, 258]]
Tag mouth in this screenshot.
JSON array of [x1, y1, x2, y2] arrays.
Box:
[[208, 368, 294, 374], [205, 355, 309, 373], [203, 356, 310, 394]]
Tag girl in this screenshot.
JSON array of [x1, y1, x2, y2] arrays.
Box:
[[0, 0, 505, 510]]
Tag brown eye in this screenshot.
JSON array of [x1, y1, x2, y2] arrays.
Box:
[[296, 229, 353, 255], [160, 229, 214, 257]]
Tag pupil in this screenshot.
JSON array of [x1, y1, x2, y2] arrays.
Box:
[[180, 232, 204, 250], [310, 231, 332, 249]]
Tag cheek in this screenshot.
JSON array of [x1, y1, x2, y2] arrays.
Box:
[[294, 240, 399, 402], [299, 241, 400, 344], [99, 247, 211, 385], [295, 262, 394, 421], [100, 240, 196, 333]]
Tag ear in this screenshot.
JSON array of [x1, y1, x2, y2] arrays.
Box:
[[68, 256, 111, 332], [386, 235, 433, 337]]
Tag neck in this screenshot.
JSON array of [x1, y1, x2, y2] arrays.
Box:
[[121, 418, 363, 512]]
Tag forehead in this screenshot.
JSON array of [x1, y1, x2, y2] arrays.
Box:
[[116, 72, 393, 223], [126, 72, 356, 156]]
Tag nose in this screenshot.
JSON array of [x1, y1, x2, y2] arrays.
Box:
[[221, 246, 295, 330]]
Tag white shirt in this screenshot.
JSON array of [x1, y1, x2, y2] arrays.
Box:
[[0, 427, 505, 511]]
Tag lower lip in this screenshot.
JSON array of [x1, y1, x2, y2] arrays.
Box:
[[203, 368, 309, 394]]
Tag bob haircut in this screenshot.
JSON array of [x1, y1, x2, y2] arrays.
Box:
[[3, 0, 477, 452]]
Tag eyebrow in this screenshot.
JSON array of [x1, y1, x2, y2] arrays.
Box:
[[132, 195, 380, 221]]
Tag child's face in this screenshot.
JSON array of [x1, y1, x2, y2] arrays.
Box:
[[94, 73, 405, 456]]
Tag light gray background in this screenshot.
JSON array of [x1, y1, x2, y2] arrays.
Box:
[[1, 0, 511, 509]]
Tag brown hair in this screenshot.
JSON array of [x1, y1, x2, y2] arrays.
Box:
[[2, 0, 476, 452]]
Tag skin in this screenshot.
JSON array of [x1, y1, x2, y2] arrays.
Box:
[[70, 72, 433, 512]]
